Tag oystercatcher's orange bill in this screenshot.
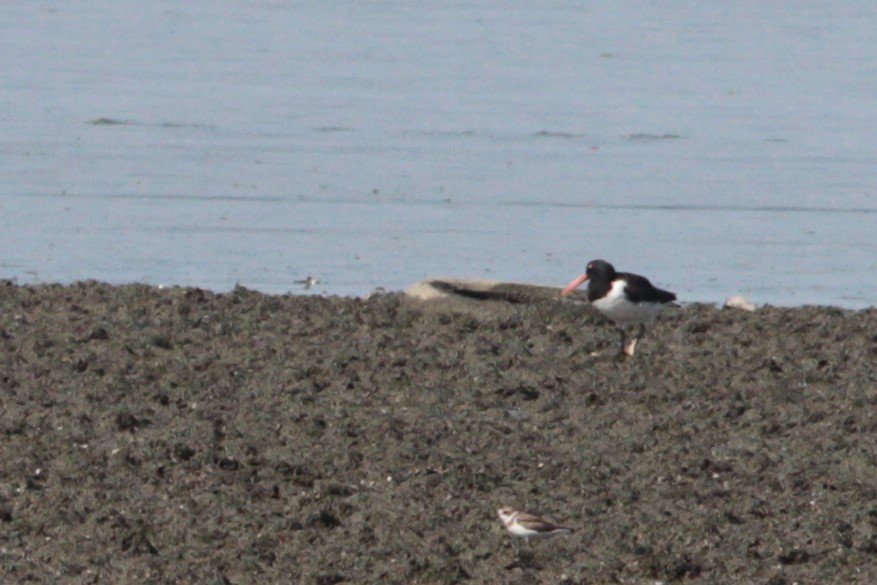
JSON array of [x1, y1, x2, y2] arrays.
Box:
[[561, 273, 589, 297]]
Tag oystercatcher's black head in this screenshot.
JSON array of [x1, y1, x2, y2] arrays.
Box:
[[584, 259, 616, 282], [561, 259, 617, 297]]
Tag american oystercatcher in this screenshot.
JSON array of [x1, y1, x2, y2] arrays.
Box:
[[561, 259, 676, 356]]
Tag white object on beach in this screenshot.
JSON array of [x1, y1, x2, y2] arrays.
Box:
[[724, 296, 756, 311]]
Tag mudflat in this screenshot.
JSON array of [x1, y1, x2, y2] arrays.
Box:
[[1, 280, 876, 584]]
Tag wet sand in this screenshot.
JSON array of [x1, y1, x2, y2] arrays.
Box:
[[1, 280, 876, 584]]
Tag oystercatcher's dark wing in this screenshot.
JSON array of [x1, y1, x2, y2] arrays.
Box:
[[620, 273, 676, 304]]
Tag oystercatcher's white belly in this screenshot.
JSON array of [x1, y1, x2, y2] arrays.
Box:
[[592, 280, 665, 326]]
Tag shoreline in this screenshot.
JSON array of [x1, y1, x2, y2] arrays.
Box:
[[4, 276, 873, 311]]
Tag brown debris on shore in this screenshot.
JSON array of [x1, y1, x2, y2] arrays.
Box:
[[1, 280, 876, 584]]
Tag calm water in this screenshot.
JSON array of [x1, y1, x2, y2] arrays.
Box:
[[3, 2, 876, 307]]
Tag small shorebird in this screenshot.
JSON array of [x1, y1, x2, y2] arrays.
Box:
[[561, 259, 676, 356], [293, 276, 320, 290], [496, 506, 574, 540]]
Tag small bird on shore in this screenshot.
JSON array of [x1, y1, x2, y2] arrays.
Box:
[[496, 506, 574, 539], [561, 259, 676, 356], [293, 276, 320, 290]]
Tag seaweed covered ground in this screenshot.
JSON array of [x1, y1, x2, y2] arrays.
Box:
[[1, 280, 877, 584]]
